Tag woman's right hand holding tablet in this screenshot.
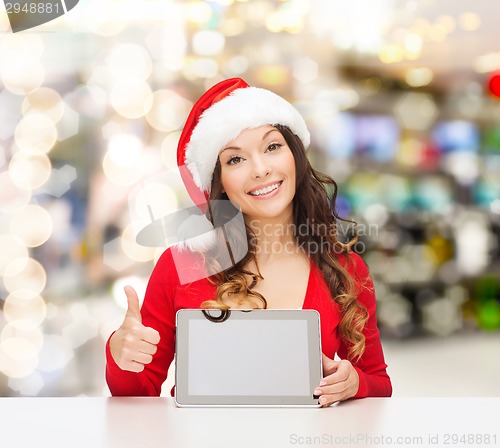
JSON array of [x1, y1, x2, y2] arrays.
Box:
[[109, 286, 161, 372]]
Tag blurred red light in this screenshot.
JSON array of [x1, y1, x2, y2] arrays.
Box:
[[488, 72, 500, 98]]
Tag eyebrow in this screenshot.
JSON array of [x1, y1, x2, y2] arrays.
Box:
[[220, 128, 280, 153]]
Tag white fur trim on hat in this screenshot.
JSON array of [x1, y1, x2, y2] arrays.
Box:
[[184, 87, 310, 192]]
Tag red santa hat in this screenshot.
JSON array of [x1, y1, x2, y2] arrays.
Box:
[[177, 78, 310, 207]]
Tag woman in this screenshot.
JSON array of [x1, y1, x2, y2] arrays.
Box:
[[106, 78, 392, 406]]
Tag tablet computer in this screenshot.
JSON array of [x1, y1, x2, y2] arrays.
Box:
[[175, 309, 322, 407]]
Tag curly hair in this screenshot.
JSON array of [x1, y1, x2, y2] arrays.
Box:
[[200, 125, 369, 362]]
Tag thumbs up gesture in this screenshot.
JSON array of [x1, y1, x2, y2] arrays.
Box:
[[109, 286, 161, 373]]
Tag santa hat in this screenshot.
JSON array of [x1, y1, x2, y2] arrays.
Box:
[[177, 78, 310, 207]]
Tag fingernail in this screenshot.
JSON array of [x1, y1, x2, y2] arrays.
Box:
[[319, 396, 327, 404], [313, 389, 322, 396], [319, 380, 327, 386]]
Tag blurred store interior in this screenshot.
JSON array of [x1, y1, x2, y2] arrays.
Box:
[[0, 0, 499, 397]]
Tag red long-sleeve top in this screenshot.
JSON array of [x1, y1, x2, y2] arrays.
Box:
[[106, 247, 392, 398]]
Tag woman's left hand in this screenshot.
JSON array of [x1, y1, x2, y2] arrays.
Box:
[[314, 353, 360, 407]]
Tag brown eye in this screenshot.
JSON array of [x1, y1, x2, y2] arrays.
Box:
[[227, 155, 243, 165], [267, 143, 283, 152]]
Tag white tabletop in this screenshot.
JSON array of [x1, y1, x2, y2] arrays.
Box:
[[1, 397, 499, 448]]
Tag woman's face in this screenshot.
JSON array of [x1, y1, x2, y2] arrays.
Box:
[[218, 125, 296, 222]]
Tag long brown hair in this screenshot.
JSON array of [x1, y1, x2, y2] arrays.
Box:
[[200, 125, 369, 362]]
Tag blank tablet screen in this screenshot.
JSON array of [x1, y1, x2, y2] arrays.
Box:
[[175, 309, 322, 407]]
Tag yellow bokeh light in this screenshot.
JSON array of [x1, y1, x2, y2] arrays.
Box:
[[379, 45, 405, 63], [8, 152, 52, 190], [102, 152, 144, 187], [106, 43, 153, 82], [14, 113, 58, 155], [406, 67, 434, 87], [10, 204, 53, 248], [3, 291, 47, 330], [146, 90, 193, 132], [1, 63, 45, 96], [3, 257, 47, 296], [1, 322, 44, 352], [185, 1, 213, 24], [241, 0, 276, 27], [107, 133, 143, 168], [22, 88, 65, 124], [459, 12, 481, 31], [265, 11, 285, 33], [0, 9, 9, 31], [0, 34, 43, 70], [397, 137, 423, 167], [474, 52, 500, 73], [220, 17, 246, 36], [437, 15, 456, 34], [413, 18, 431, 34], [110, 80, 153, 119], [404, 33, 423, 59], [192, 31, 226, 56], [0, 34, 44, 94], [286, 21, 305, 35], [0, 235, 28, 276], [121, 223, 157, 263], [255, 66, 289, 86], [265, 9, 304, 34], [0, 338, 38, 378]]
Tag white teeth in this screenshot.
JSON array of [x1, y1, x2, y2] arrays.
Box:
[[249, 182, 281, 196]]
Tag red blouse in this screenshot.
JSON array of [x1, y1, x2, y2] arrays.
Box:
[[105, 247, 392, 398]]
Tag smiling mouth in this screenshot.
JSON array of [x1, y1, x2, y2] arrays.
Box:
[[248, 181, 283, 196]]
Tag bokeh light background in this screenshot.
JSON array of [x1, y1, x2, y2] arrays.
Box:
[[0, 0, 499, 397]]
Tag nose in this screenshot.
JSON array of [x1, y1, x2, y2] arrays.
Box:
[[250, 154, 271, 179]]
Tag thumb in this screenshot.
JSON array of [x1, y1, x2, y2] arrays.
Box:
[[322, 353, 339, 374], [124, 285, 142, 322]]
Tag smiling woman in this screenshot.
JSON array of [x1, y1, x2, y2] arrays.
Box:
[[106, 78, 392, 405]]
